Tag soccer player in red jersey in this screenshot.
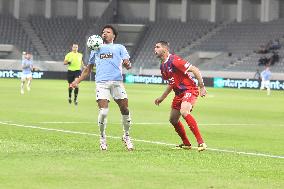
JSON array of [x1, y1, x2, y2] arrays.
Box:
[[154, 41, 207, 151]]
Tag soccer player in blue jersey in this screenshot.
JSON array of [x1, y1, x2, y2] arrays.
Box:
[[20, 52, 33, 94], [71, 25, 133, 151], [260, 66, 272, 95]]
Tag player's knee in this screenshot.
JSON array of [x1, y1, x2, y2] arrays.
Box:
[[169, 118, 178, 126], [180, 108, 191, 117], [99, 108, 109, 117], [120, 106, 129, 115]]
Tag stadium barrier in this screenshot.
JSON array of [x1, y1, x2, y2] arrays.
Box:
[[1, 70, 283, 90]]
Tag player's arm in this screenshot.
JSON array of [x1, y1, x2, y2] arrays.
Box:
[[122, 59, 131, 70], [154, 84, 173, 106], [71, 64, 93, 87], [63, 53, 70, 65], [187, 65, 207, 97], [121, 45, 131, 70], [81, 60, 86, 69], [63, 59, 70, 65]]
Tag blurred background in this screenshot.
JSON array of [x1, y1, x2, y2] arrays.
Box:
[[0, 0, 284, 79]]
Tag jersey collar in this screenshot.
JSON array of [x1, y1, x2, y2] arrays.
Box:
[[163, 54, 171, 64]]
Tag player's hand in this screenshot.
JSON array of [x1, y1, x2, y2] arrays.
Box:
[[200, 86, 207, 97], [70, 78, 79, 88], [123, 61, 132, 70], [154, 97, 164, 106]]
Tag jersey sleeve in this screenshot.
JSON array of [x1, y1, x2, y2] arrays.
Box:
[[172, 56, 191, 74], [88, 50, 96, 65], [120, 45, 130, 60], [64, 52, 70, 62]]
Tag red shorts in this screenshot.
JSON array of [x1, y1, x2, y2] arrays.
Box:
[[171, 90, 199, 110]]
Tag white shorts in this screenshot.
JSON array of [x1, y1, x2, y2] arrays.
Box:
[[260, 80, 270, 89], [21, 73, 32, 81], [96, 81, 128, 101]]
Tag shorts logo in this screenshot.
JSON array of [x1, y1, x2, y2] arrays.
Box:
[[100, 53, 113, 59], [184, 92, 192, 98]]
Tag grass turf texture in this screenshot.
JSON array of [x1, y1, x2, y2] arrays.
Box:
[[0, 79, 283, 189]]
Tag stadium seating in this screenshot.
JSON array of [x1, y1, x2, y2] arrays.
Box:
[[28, 15, 97, 61], [186, 19, 284, 73], [1, 11, 284, 74], [0, 14, 38, 57], [128, 19, 217, 69]]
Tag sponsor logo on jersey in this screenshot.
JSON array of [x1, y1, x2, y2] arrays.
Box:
[[100, 53, 113, 59]]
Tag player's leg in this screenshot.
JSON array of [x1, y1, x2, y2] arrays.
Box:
[[97, 99, 109, 150], [96, 82, 111, 150], [73, 70, 81, 105], [113, 82, 133, 150], [180, 92, 206, 151], [26, 75, 32, 91], [67, 71, 74, 104], [266, 81, 271, 95], [260, 80, 265, 90], [20, 75, 26, 94], [169, 108, 191, 149]]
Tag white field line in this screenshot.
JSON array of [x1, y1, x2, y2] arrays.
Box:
[[0, 121, 283, 159], [39, 121, 284, 127]]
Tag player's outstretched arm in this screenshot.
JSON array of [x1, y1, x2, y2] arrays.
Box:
[[71, 64, 93, 88], [188, 65, 207, 97], [154, 85, 173, 106]]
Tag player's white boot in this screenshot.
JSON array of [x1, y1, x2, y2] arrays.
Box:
[[100, 137, 107, 151], [197, 143, 207, 152], [122, 135, 134, 151], [21, 89, 24, 94]]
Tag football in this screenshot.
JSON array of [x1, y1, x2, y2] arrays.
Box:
[[87, 35, 103, 50]]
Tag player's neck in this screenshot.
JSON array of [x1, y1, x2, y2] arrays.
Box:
[[104, 39, 114, 44], [161, 53, 170, 63]]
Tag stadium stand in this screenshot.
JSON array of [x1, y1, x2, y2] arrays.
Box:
[[181, 19, 284, 73], [1, 0, 284, 76], [28, 15, 97, 61], [0, 14, 38, 57], [130, 19, 218, 69]]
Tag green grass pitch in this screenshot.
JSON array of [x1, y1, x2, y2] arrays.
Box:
[[0, 78, 283, 189]]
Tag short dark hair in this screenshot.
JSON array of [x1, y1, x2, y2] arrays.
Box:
[[156, 41, 170, 50], [101, 25, 118, 41]]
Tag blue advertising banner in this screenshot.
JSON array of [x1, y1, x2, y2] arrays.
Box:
[[213, 77, 284, 90]]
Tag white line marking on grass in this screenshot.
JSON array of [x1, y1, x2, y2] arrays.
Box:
[[1, 121, 283, 159], [40, 121, 95, 124], [37, 121, 284, 127], [38, 121, 259, 126]]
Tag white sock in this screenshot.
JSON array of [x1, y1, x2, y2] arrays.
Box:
[[21, 82, 25, 91], [122, 113, 131, 136], [27, 80, 31, 89], [98, 108, 109, 138], [267, 88, 271, 95]]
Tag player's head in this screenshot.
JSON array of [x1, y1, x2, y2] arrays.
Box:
[[25, 52, 32, 60], [101, 25, 118, 43], [154, 41, 170, 59], [72, 44, 79, 52]]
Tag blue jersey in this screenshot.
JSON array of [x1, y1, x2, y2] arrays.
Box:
[[22, 59, 33, 74], [88, 43, 130, 82], [261, 69, 271, 81]]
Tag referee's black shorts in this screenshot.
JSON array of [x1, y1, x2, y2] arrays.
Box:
[[67, 70, 81, 84]]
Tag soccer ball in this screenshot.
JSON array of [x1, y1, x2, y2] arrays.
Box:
[[87, 35, 103, 50]]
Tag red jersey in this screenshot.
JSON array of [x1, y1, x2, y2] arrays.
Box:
[[160, 54, 198, 95]]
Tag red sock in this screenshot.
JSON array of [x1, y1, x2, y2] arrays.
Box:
[[183, 114, 204, 144], [173, 121, 191, 146]]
